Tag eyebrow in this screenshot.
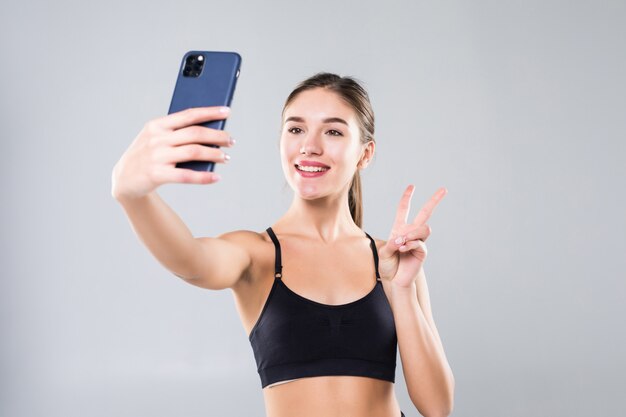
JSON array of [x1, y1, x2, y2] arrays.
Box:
[[284, 116, 348, 126]]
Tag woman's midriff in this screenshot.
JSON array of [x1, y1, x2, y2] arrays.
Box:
[[262, 375, 402, 417]]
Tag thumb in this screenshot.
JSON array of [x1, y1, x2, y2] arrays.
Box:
[[378, 238, 402, 261]]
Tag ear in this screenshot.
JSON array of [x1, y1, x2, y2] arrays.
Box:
[[357, 141, 375, 169]]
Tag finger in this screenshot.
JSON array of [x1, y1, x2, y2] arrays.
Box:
[[377, 239, 398, 261], [398, 239, 427, 254], [412, 187, 447, 226], [165, 144, 230, 165], [169, 125, 234, 147], [154, 106, 230, 131], [391, 224, 429, 247], [156, 167, 222, 185], [404, 224, 431, 242], [393, 185, 415, 228]]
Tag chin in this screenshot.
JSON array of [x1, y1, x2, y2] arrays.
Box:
[[295, 184, 324, 200]]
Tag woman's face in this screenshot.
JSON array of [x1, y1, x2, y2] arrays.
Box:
[[280, 88, 373, 201]]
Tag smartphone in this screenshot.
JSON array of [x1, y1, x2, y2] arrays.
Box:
[[168, 50, 241, 172]]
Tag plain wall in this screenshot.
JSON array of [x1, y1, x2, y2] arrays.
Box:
[[1, 0, 625, 416]]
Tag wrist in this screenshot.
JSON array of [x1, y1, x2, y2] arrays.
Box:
[[114, 190, 155, 208], [390, 280, 416, 294]]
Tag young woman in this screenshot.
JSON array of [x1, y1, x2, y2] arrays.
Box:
[[111, 73, 455, 417]]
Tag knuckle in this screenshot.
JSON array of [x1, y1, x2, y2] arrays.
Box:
[[190, 125, 206, 137], [181, 108, 198, 124], [180, 125, 204, 142], [186, 144, 204, 159], [210, 146, 224, 157], [143, 120, 158, 133], [147, 169, 162, 185], [146, 134, 163, 149], [177, 169, 194, 183]]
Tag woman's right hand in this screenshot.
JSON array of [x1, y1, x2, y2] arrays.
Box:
[[111, 106, 234, 201]]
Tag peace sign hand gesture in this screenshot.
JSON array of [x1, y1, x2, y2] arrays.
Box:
[[377, 185, 447, 288]]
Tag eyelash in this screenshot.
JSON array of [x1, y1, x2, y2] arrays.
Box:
[[287, 127, 343, 136]]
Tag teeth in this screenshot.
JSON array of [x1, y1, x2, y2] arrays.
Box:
[[297, 165, 328, 172]]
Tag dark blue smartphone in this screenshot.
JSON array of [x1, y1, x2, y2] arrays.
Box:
[[168, 50, 241, 172]]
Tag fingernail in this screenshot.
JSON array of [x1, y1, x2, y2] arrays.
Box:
[[219, 107, 230, 113], [213, 173, 222, 181], [395, 237, 404, 245], [229, 137, 236, 145], [223, 153, 231, 162]]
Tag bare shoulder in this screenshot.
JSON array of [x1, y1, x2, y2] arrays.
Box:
[[371, 236, 387, 250], [216, 229, 268, 245], [207, 228, 273, 270], [183, 229, 273, 291], [212, 229, 274, 288], [194, 229, 269, 254]]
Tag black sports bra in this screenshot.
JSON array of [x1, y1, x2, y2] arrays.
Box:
[[248, 227, 398, 388]]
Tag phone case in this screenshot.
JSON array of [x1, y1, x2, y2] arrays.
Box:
[[168, 50, 241, 172]]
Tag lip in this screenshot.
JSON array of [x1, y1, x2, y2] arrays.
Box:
[[295, 168, 329, 178], [294, 160, 331, 178], [296, 160, 331, 168]]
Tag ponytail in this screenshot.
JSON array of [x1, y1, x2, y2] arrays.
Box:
[[348, 171, 363, 228]]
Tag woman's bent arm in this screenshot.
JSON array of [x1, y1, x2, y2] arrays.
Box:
[[114, 190, 251, 290]]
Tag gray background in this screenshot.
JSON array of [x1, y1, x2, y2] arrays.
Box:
[[1, 0, 625, 416]]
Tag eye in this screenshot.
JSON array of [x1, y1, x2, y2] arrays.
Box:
[[327, 129, 343, 136], [287, 127, 303, 134]]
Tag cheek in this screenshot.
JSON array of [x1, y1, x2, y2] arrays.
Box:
[[279, 138, 301, 174], [327, 141, 361, 168], [280, 138, 296, 162]]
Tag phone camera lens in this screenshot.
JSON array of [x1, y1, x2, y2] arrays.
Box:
[[183, 56, 203, 77]]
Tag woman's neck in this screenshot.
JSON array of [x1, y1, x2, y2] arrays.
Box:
[[277, 194, 362, 243]]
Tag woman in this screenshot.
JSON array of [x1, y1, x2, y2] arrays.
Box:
[[111, 73, 455, 417]]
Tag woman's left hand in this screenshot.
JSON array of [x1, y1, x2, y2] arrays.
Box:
[[377, 185, 447, 287]]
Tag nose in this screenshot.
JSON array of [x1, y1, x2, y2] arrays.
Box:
[[300, 131, 323, 156]]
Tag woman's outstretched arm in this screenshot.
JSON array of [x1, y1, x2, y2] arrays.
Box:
[[114, 191, 251, 290], [112, 106, 250, 290]]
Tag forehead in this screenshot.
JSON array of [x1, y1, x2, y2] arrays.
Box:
[[283, 88, 356, 123]]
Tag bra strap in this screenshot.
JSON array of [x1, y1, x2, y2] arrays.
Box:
[[266, 227, 283, 279], [364, 232, 382, 281]]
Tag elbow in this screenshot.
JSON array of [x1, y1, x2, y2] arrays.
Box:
[[441, 401, 455, 417], [436, 376, 455, 417], [420, 404, 454, 417], [413, 379, 455, 417], [425, 412, 452, 417], [418, 403, 454, 417]]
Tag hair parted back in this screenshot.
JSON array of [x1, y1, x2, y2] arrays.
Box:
[[282, 72, 375, 228]]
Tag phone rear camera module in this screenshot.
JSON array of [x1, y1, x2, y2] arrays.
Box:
[[183, 54, 204, 78]]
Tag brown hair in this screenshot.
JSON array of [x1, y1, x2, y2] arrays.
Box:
[[282, 73, 375, 228]]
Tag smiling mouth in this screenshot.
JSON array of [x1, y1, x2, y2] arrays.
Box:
[[295, 164, 330, 173]]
